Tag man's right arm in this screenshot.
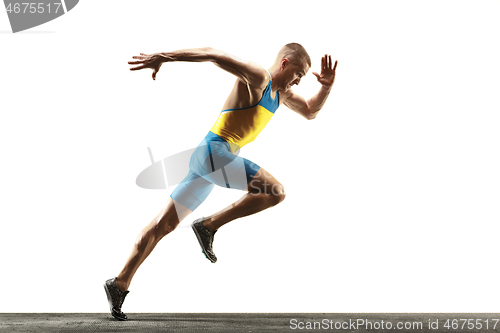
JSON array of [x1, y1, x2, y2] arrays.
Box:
[[129, 47, 268, 87]]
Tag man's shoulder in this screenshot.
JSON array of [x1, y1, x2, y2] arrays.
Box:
[[241, 62, 269, 89]]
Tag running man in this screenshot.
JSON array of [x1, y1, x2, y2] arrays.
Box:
[[104, 44, 337, 320]]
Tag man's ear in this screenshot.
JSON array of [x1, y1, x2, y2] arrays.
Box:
[[280, 58, 289, 70]]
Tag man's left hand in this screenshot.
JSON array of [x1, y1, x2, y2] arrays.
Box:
[[312, 55, 337, 87]]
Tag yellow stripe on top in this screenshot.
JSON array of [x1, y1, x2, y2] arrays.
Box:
[[210, 74, 280, 153]]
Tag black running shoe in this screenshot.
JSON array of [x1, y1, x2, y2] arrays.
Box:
[[191, 217, 217, 263], [104, 277, 129, 321]]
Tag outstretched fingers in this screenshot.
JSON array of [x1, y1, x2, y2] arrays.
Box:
[[128, 58, 147, 71], [127, 53, 152, 69], [322, 54, 332, 70], [129, 65, 146, 71], [322, 55, 338, 73], [128, 57, 145, 71]]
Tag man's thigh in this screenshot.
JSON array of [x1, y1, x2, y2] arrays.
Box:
[[199, 142, 261, 191], [170, 170, 215, 212]]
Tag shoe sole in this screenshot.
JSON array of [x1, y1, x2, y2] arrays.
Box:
[[103, 283, 127, 321], [191, 222, 217, 263]]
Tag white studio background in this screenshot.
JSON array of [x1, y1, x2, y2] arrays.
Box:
[[1, 0, 499, 313]]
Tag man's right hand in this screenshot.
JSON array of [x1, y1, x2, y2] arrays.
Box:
[[128, 53, 165, 80]]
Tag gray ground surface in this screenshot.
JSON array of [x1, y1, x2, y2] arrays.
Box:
[[1, 313, 499, 332]]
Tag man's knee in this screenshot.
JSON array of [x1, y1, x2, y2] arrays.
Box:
[[154, 215, 180, 236], [137, 215, 179, 248], [156, 202, 186, 235]]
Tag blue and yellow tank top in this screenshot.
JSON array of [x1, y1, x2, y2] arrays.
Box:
[[209, 72, 280, 153]]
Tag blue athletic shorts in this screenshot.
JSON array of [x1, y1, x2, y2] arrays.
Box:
[[170, 131, 261, 211]]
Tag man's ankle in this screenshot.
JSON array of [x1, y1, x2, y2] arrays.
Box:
[[202, 218, 217, 232], [115, 277, 128, 293]]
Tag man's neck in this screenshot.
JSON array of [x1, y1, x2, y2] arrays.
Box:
[[268, 66, 281, 93]]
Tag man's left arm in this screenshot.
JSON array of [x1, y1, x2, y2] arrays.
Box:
[[283, 55, 337, 120]]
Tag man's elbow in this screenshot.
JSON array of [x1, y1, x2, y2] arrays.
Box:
[[298, 105, 316, 120], [305, 110, 317, 120]]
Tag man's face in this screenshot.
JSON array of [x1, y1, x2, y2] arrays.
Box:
[[281, 58, 310, 92]]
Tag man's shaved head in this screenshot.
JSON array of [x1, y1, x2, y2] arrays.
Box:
[[275, 43, 311, 68]]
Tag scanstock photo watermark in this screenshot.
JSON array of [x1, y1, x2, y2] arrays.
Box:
[[3, 0, 78, 33], [137, 147, 200, 190], [289, 317, 500, 331], [136, 146, 282, 196]]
